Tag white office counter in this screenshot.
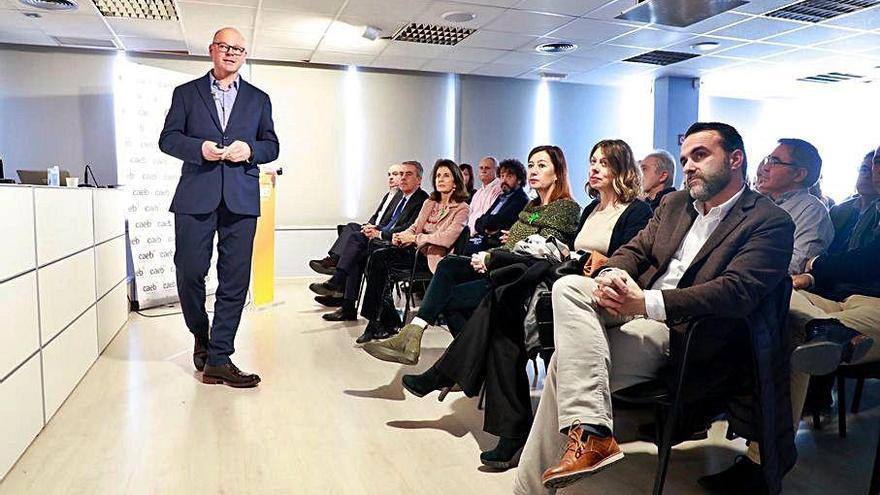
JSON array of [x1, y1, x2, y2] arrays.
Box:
[[0, 184, 129, 479]]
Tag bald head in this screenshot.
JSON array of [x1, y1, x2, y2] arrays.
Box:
[[209, 27, 247, 80]]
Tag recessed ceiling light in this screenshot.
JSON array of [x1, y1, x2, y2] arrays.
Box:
[[362, 25, 381, 41], [535, 42, 578, 54], [539, 71, 567, 81], [442, 11, 476, 23], [691, 41, 721, 52]]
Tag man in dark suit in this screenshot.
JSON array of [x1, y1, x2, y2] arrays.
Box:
[[463, 158, 529, 255], [514, 122, 796, 495], [309, 161, 428, 326], [308, 163, 402, 279], [158, 27, 278, 388]]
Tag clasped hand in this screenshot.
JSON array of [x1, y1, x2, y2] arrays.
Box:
[[201, 140, 252, 162], [393, 231, 417, 246], [593, 268, 646, 317]]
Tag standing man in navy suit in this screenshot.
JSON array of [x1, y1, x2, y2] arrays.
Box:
[[159, 27, 279, 388]]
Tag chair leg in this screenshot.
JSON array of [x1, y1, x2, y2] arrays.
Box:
[[870, 422, 880, 495], [531, 358, 539, 388], [812, 410, 823, 430], [852, 377, 865, 415], [837, 373, 847, 439], [653, 403, 677, 495], [477, 384, 486, 411]]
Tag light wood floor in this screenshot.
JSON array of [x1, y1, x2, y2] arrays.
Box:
[[0, 278, 876, 494]]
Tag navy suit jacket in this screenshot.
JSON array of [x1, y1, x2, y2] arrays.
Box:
[[379, 188, 429, 241], [159, 72, 280, 216], [473, 187, 529, 235]]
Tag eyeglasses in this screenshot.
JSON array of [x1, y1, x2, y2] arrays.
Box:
[[212, 42, 247, 56], [759, 155, 799, 170]]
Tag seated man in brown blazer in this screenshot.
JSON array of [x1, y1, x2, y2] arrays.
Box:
[[513, 122, 796, 495]]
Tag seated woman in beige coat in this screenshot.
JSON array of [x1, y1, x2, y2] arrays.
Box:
[[355, 159, 471, 343]]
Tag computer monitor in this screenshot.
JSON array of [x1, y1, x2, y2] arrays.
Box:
[[17, 169, 71, 185]]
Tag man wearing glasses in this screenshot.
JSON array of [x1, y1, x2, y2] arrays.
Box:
[[159, 27, 279, 388], [754, 138, 834, 274]]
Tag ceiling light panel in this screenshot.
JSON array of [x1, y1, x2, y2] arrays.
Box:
[[93, 0, 178, 20], [624, 49, 701, 65], [391, 23, 475, 45], [765, 0, 880, 23]]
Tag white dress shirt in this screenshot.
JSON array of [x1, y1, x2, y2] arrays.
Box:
[[644, 186, 745, 321]]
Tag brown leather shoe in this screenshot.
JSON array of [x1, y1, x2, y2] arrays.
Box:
[[202, 363, 261, 388], [309, 256, 337, 275], [542, 423, 624, 489], [193, 338, 208, 372]]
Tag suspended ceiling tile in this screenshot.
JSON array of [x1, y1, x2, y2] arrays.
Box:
[[606, 26, 696, 49], [469, 62, 531, 77], [118, 37, 188, 52], [546, 17, 637, 43], [443, 46, 506, 63], [185, 0, 260, 6], [420, 58, 482, 74], [764, 25, 855, 46], [584, 0, 642, 21], [732, 0, 799, 15], [707, 16, 802, 41], [105, 18, 183, 39], [570, 43, 645, 62], [485, 9, 575, 36], [0, 27, 55, 46], [823, 6, 880, 30], [250, 46, 313, 62], [816, 32, 880, 53], [449, 0, 521, 7], [258, 9, 333, 34], [177, 2, 256, 30], [261, 0, 345, 15], [379, 40, 454, 58], [514, 0, 609, 17], [256, 29, 322, 50], [454, 29, 536, 50], [681, 11, 751, 35], [317, 21, 388, 54], [661, 35, 745, 56], [713, 41, 797, 59], [340, 0, 431, 20], [26, 12, 112, 38], [492, 49, 559, 66], [539, 54, 608, 72], [414, 1, 507, 30], [309, 50, 376, 66]]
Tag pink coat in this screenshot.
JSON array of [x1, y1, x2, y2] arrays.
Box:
[[406, 198, 470, 272]]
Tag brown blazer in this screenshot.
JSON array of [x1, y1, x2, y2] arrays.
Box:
[[606, 187, 794, 325], [605, 187, 797, 493]]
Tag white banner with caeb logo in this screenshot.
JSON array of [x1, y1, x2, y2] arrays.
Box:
[[115, 58, 218, 309]]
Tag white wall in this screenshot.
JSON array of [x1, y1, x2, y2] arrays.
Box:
[[700, 88, 879, 203], [0, 45, 117, 185]]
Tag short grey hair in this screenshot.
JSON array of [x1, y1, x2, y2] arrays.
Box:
[[642, 149, 677, 188], [401, 160, 423, 177]]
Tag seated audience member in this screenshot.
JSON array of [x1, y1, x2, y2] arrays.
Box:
[[464, 158, 530, 254], [639, 149, 677, 211], [309, 161, 428, 319], [755, 138, 834, 274], [828, 150, 879, 254], [513, 122, 796, 494], [363, 145, 580, 359], [393, 139, 652, 470], [353, 159, 470, 343], [309, 163, 401, 281], [460, 163, 476, 201], [704, 145, 880, 494], [467, 156, 503, 234]]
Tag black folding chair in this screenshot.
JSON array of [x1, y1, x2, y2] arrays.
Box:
[[397, 226, 471, 322], [612, 278, 792, 495]]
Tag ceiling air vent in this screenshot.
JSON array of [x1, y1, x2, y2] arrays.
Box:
[[624, 50, 700, 66], [766, 0, 880, 23], [391, 23, 475, 45], [53, 36, 117, 48], [19, 0, 78, 11], [93, 0, 178, 20], [536, 42, 578, 54], [798, 71, 865, 83]]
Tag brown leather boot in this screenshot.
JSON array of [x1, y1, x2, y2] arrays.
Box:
[[202, 362, 261, 388], [541, 422, 624, 489]]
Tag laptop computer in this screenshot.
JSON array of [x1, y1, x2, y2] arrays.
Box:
[[17, 169, 71, 185]]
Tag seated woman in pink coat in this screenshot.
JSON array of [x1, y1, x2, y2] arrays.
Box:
[[355, 159, 471, 344]]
